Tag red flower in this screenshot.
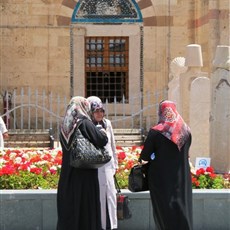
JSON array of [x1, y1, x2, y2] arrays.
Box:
[[0, 165, 16, 175], [18, 163, 30, 171], [30, 167, 42, 175], [191, 177, 200, 187], [196, 168, 205, 176], [49, 169, 57, 174], [209, 173, 216, 179], [125, 160, 134, 170], [116, 146, 123, 150], [42, 154, 52, 161], [30, 155, 42, 163], [195, 181, 200, 187], [117, 151, 126, 160], [206, 167, 214, 174], [192, 177, 197, 183]]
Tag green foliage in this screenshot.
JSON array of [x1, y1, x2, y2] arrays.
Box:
[[116, 170, 130, 189], [0, 171, 59, 189], [211, 175, 226, 189], [191, 167, 228, 189]]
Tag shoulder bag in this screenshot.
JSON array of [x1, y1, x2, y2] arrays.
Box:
[[69, 127, 111, 169], [128, 163, 149, 192], [114, 175, 132, 220]]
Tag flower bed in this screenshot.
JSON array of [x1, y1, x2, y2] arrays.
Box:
[[0, 147, 229, 189], [0, 148, 62, 189], [116, 146, 143, 188], [191, 166, 229, 189]]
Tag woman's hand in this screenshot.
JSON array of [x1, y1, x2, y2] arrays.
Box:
[[141, 160, 149, 165], [138, 158, 149, 165], [3, 132, 9, 139]]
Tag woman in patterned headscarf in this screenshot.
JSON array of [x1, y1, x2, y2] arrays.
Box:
[[57, 96, 108, 230], [140, 100, 193, 230]]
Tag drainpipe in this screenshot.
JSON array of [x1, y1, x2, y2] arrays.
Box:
[[140, 25, 144, 130], [70, 25, 74, 98]]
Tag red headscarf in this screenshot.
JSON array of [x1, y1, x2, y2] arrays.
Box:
[[152, 100, 191, 151]]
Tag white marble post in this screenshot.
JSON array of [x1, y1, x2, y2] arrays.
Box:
[[168, 57, 188, 114], [189, 77, 210, 165], [210, 45, 230, 173], [180, 44, 208, 124]]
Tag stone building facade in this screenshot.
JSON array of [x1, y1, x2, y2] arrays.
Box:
[[0, 0, 229, 124]]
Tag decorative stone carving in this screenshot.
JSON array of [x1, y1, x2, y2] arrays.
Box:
[[170, 57, 188, 76], [168, 57, 188, 113], [96, 2, 118, 15]]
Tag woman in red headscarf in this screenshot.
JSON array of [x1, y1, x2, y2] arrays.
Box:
[[140, 100, 193, 230]]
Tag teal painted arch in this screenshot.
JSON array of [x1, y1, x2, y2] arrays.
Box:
[[71, 0, 143, 23]]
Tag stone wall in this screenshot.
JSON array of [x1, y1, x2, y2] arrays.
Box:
[[0, 0, 229, 117], [0, 189, 229, 230]]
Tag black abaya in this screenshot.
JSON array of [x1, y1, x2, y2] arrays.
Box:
[[140, 129, 193, 230]]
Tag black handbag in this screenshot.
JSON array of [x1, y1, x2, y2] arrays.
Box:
[[69, 128, 111, 169], [128, 164, 149, 192], [114, 175, 132, 220]]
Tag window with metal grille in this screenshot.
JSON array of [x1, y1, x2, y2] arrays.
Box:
[[85, 37, 129, 103]]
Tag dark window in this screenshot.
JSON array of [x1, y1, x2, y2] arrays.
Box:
[[85, 37, 129, 103]]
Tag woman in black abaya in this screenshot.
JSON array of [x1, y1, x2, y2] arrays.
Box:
[[140, 100, 193, 230], [57, 96, 108, 230]]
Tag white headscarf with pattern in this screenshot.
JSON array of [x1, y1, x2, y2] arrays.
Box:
[[60, 96, 91, 144]]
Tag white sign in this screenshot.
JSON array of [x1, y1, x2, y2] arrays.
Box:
[[195, 157, 211, 169]]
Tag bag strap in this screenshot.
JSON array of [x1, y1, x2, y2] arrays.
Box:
[[59, 119, 83, 151], [114, 175, 121, 194]]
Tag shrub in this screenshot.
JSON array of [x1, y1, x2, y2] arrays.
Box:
[[115, 146, 142, 188], [0, 148, 62, 189], [191, 166, 229, 189], [0, 148, 229, 189]]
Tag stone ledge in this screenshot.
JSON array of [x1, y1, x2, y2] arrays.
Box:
[[0, 189, 229, 230]]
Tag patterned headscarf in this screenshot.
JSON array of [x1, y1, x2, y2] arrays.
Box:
[[60, 96, 91, 144], [87, 96, 106, 129], [87, 96, 105, 113], [152, 100, 191, 151]]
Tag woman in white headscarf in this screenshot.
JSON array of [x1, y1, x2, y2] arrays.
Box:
[[57, 96, 108, 230], [140, 100, 193, 230], [88, 96, 118, 230]]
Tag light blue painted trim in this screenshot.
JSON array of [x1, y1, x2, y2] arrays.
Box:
[[72, 18, 143, 23], [131, 0, 143, 21], [71, 1, 81, 22], [71, 0, 143, 24]]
